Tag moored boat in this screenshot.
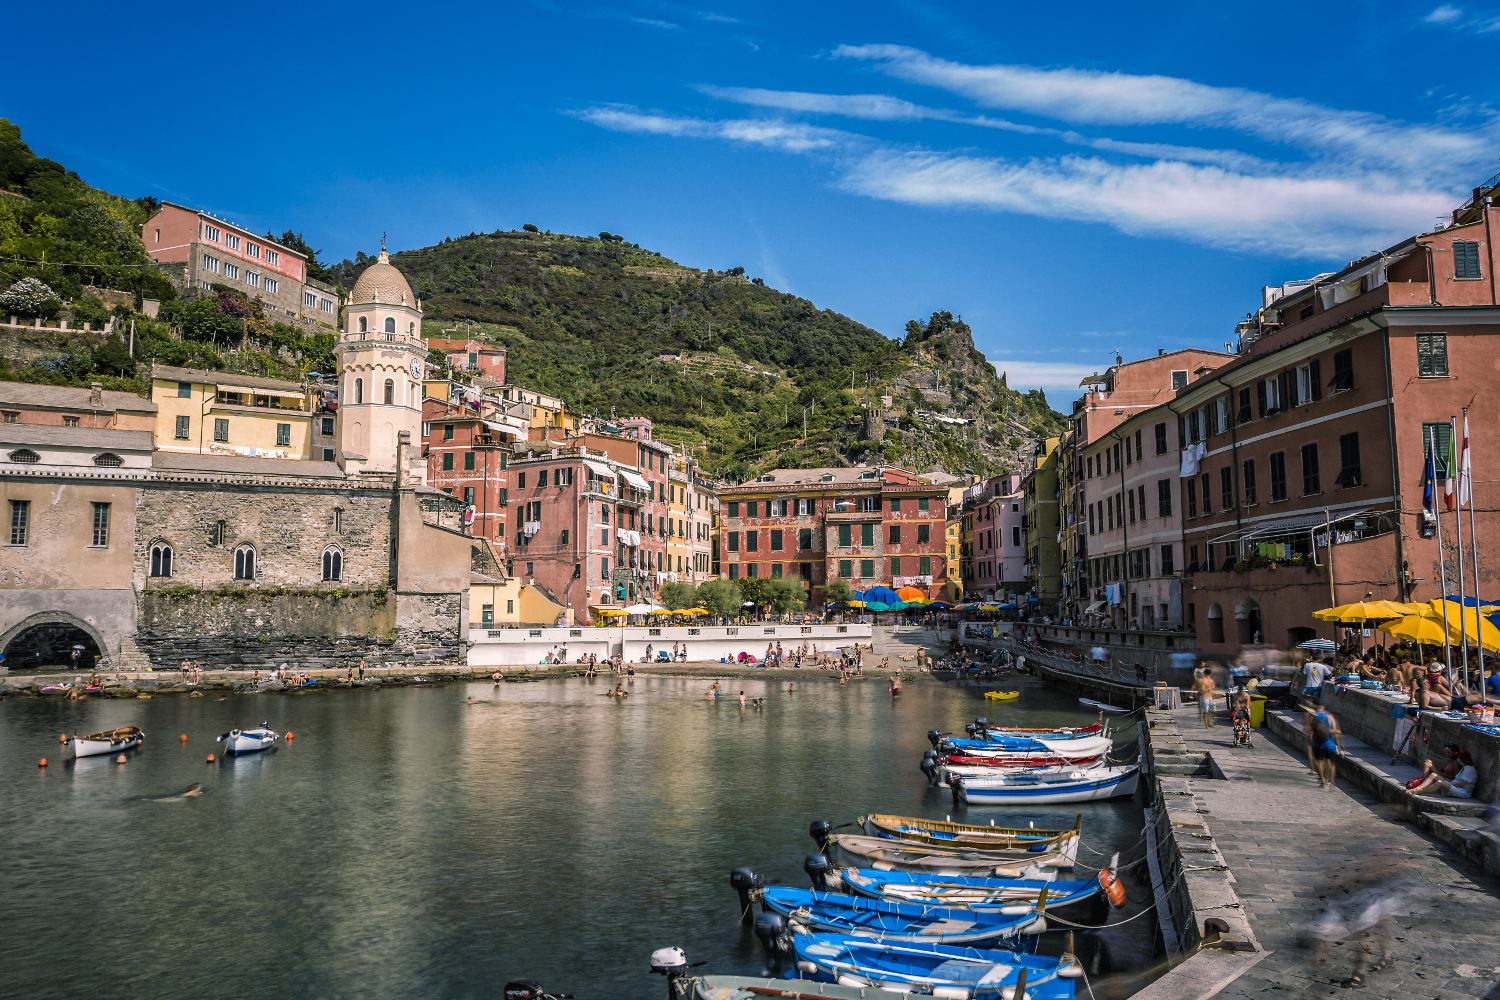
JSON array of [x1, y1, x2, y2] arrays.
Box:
[[217, 725, 280, 754], [952, 765, 1140, 806], [1078, 698, 1130, 714], [833, 868, 1103, 920], [861, 813, 1081, 851], [760, 887, 1046, 945], [939, 735, 1115, 757], [826, 832, 1079, 875], [982, 690, 1019, 701], [693, 976, 922, 1000], [790, 934, 1073, 999], [70, 726, 144, 758]]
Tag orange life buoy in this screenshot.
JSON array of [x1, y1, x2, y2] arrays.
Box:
[[1098, 868, 1126, 908]]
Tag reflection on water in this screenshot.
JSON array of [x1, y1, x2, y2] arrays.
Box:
[[2, 676, 1151, 1000]]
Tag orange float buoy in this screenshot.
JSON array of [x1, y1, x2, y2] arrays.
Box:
[[206, 754, 215, 762], [59, 734, 68, 743], [38, 758, 48, 767], [1098, 868, 1127, 908], [286, 732, 294, 740], [180, 734, 188, 742], [115, 754, 127, 763]]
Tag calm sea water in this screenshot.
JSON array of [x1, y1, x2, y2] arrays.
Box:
[[1, 676, 1150, 1000]]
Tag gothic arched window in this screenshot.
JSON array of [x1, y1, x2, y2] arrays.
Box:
[[384, 317, 396, 333], [323, 547, 342, 581], [150, 541, 173, 578], [234, 544, 256, 580]]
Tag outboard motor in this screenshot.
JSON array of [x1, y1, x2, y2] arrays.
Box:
[[649, 947, 692, 1000], [927, 729, 943, 750], [504, 981, 544, 1000], [974, 716, 988, 731], [920, 751, 941, 785], [804, 852, 833, 890], [730, 867, 761, 922], [964, 723, 978, 738], [753, 911, 792, 971], [949, 773, 964, 807], [808, 819, 834, 850]]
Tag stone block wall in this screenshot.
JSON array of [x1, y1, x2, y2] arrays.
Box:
[[133, 482, 395, 591]]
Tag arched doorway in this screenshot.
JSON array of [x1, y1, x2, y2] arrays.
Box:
[[1, 613, 105, 671], [1235, 598, 1263, 646], [1287, 625, 1317, 649]]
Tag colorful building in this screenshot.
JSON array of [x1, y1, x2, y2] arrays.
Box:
[[149, 364, 320, 461]]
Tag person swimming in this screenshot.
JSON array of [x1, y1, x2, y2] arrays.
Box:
[[153, 783, 204, 801]]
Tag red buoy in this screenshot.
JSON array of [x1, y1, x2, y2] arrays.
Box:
[[38, 758, 48, 767], [286, 732, 294, 740], [179, 734, 188, 742], [115, 755, 127, 764], [206, 754, 215, 762]]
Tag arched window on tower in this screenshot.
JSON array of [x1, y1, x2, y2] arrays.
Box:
[[408, 322, 415, 335], [150, 541, 173, 578], [384, 317, 395, 333], [234, 544, 256, 580], [322, 546, 342, 581], [358, 316, 367, 333], [383, 379, 394, 405], [355, 378, 363, 404]]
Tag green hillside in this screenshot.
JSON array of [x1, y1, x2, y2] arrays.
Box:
[[333, 230, 1065, 480]]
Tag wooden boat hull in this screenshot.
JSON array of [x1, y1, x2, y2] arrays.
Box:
[[71, 727, 144, 758], [954, 766, 1141, 806], [790, 934, 1073, 999], [861, 813, 1080, 851], [942, 735, 1114, 757], [982, 690, 1020, 701], [829, 833, 1079, 875], [833, 868, 1103, 921], [218, 728, 279, 754], [761, 887, 1044, 946]]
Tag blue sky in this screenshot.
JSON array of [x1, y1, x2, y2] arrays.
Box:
[[9, 0, 1500, 403]]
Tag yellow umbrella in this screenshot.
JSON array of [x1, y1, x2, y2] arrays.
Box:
[[679, 608, 708, 615], [1428, 604, 1500, 653], [1378, 615, 1451, 646], [1313, 600, 1419, 622], [596, 608, 627, 617], [649, 608, 677, 615]]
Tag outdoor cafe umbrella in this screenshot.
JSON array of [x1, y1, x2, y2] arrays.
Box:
[[1378, 615, 1451, 647], [1296, 638, 1338, 652], [1312, 600, 1419, 622], [927, 601, 953, 610], [861, 586, 901, 605], [1440, 608, 1500, 654], [895, 586, 928, 604], [596, 608, 627, 617]]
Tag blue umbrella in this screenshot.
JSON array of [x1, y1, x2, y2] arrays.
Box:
[[1297, 638, 1338, 651], [861, 586, 901, 604]]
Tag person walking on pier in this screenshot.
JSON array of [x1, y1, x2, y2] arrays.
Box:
[[1195, 669, 1218, 728], [1304, 701, 1342, 788]]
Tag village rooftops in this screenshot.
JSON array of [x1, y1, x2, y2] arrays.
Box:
[[718, 466, 942, 493], [150, 364, 308, 396], [0, 380, 157, 415], [152, 452, 346, 479]]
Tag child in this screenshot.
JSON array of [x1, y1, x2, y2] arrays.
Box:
[[1232, 691, 1253, 748]]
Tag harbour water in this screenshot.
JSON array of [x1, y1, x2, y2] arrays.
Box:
[[2, 676, 1151, 999]]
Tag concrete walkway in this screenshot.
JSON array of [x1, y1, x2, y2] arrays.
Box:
[[1169, 708, 1500, 999]]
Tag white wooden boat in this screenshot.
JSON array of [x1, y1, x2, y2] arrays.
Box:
[[71, 726, 144, 758], [953, 765, 1140, 806], [217, 725, 280, 754], [948, 735, 1114, 758], [828, 832, 1079, 875], [1078, 698, 1131, 714], [940, 757, 1106, 784]]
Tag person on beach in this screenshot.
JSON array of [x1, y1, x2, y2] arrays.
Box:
[[358, 659, 366, 681], [738, 690, 746, 707], [889, 676, 902, 696], [1195, 669, 1218, 727], [1408, 750, 1476, 798], [1407, 743, 1464, 789]]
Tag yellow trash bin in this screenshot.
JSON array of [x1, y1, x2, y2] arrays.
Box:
[[1248, 693, 1267, 728]]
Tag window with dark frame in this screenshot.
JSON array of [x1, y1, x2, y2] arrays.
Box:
[[1454, 241, 1482, 280], [1336, 432, 1362, 488], [1200, 473, 1211, 514], [175, 415, 190, 439], [1220, 466, 1233, 511], [1242, 460, 1257, 505], [1158, 479, 1172, 517], [1160, 544, 1174, 575], [917, 523, 930, 543], [1301, 443, 1320, 495], [91, 502, 109, 546], [9, 498, 30, 545], [1237, 387, 1252, 423], [1154, 423, 1167, 454], [1331, 349, 1354, 392], [1186, 479, 1197, 519], [1270, 451, 1287, 501]]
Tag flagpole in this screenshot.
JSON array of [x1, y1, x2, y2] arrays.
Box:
[[1452, 416, 1470, 699], [1463, 407, 1485, 695], [1430, 425, 1453, 687]]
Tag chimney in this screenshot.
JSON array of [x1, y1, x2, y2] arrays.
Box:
[[1157, 349, 1165, 356], [90, 381, 103, 407]]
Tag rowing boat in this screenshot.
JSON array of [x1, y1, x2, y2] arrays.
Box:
[[217, 725, 280, 755], [982, 690, 1019, 701], [940, 735, 1114, 757], [826, 832, 1079, 875], [1078, 698, 1130, 714], [833, 868, 1103, 918], [861, 813, 1081, 851], [70, 726, 144, 758], [760, 887, 1046, 945], [790, 934, 1074, 999], [952, 765, 1141, 806]]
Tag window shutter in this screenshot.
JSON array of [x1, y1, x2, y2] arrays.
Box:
[[1256, 379, 1267, 417], [1433, 336, 1449, 376], [1177, 415, 1186, 449], [1276, 372, 1289, 411], [1309, 359, 1321, 400]]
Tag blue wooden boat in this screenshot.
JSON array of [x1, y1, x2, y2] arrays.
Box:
[[790, 934, 1073, 998], [831, 868, 1102, 920], [953, 765, 1140, 806], [761, 887, 1045, 946]]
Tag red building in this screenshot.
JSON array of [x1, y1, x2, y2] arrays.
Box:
[[1176, 193, 1500, 658], [422, 389, 529, 549], [716, 467, 951, 605], [427, 338, 507, 382]]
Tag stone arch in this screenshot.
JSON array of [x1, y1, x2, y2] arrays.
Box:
[[1234, 597, 1262, 646], [0, 611, 108, 671], [1207, 601, 1225, 644]]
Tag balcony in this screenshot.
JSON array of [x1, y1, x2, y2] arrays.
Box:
[[342, 331, 424, 349]]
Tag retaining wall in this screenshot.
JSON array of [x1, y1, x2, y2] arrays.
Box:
[[468, 623, 873, 667]]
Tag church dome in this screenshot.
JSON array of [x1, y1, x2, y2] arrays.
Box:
[[349, 250, 416, 306]]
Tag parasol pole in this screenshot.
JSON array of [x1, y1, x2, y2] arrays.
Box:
[[1452, 416, 1470, 698], [1463, 407, 1485, 693], [1429, 425, 1453, 687]]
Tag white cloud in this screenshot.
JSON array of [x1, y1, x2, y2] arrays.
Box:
[[841, 150, 1446, 256], [833, 45, 1495, 183], [986, 359, 1105, 401], [1421, 4, 1500, 32], [571, 106, 855, 152], [1425, 4, 1465, 22]]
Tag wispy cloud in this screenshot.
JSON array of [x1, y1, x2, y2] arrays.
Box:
[[985, 359, 1108, 400], [571, 106, 856, 152], [1421, 4, 1500, 32], [834, 45, 1494, 183]]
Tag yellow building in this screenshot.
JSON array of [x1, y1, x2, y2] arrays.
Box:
[[469, 578, 570, 628], [666, 462, 691, 580], [945, 517, 963, 600], [149, 364, 322, 461], [1022, 437, 1063, 614]]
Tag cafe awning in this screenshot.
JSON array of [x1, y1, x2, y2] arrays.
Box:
[[584, 459, 615, 479], [619, 469, 649, 491]]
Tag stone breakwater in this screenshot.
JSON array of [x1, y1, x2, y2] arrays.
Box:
[[0, 660, 944, 697]]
